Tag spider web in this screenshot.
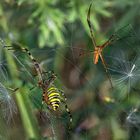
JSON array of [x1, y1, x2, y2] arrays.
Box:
[[0, 13, 139, 140], [52, 21, 140, 140]]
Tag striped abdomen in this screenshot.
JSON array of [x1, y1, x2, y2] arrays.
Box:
[[42, 86, 72, 127], [47, 86, 61, 111]]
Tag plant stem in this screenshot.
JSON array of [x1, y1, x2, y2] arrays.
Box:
[[5, 48, 41, 139]]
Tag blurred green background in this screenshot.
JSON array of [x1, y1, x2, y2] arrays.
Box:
[[0, 0, 140, 140]]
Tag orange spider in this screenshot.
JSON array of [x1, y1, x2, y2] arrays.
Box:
[[86, 3, 119, 88]]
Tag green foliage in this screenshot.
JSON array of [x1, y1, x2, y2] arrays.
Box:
[[0, 0, 140, 140], [0, 0, 139, 47]]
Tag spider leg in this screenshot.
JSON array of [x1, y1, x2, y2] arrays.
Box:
[[100, 34, 118, 49], [29, 86, 36, 91], [79, 50, 93, 57], [40, 91, 49, 119], [42, 70, 55, 76], [58, 90, 72, 130], [5, 44, 44, 83], [40, 92, 45, 111], [99, 53, 113, 89], [21, 47, 43, 82], [87, 2, 97, 49], [7, 87, 19, 91], [43, 76, 56, 91]]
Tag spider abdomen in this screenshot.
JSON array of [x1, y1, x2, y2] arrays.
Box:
[[47, 86, 61, 111]]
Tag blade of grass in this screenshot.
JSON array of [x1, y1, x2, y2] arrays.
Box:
[[5, 49, 41, 139]]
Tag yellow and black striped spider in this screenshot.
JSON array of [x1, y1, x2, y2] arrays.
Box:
[[4, 43, 72, 128]]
